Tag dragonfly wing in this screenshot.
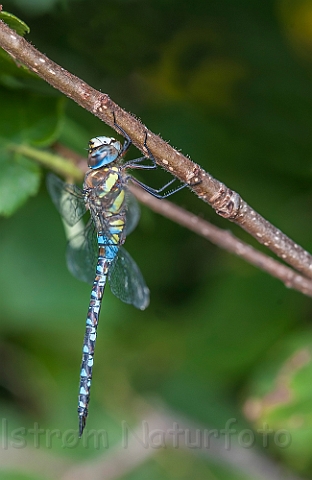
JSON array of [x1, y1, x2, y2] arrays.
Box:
[[66, 221, 97, 285], [47, 173, 86, 226], [108, 247, 149, 310], [125, 191, 140, 236]]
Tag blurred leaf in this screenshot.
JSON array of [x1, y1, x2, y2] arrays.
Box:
[[121, 448, 259, 480], [0, 469, 46, 480], [0, 10, 30, 36], [0, 90, 63, 216], [0, 90, 64, 146], [0, 11, 34, 88], [0, 152, 40, 216], [244, 332, 312, 474], [278, 0, 312, 64], [7, 0, 61, 16], [0, 472, 45, 480], [143, 25, 247, 109], [0, 50, 42, 90]]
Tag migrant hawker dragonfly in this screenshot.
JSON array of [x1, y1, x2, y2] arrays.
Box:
[[47, 119, 185, 436]]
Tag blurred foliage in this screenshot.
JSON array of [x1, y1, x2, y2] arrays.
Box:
[[0, 10, 29, 36], [1, 0, 312, 479], [244, 332, 312, 474]]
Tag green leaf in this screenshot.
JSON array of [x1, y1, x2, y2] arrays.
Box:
[[0, 11, 30, 36], [0, 49, 39, 89], [0, 90, 63, 216], [245, 332, 312, 475], [0, 85, 64, 216], [0, 13, 42, 90], [0, 89, 64, 146], [0, 152, 41, 216]]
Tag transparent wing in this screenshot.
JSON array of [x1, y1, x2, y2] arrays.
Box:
[[108, 247, 149, 310], [125, 191, 140, 236], [66, 221, 97, 285], [47, 173, 86, 226]]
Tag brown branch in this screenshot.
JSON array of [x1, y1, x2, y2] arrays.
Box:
[[0, 19, 312, 280], [130, 185, 312, 297]]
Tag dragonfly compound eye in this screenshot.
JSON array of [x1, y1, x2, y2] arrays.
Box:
[[88, 138, 122, 169]]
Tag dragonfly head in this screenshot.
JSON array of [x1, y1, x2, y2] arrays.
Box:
[[88, 136, 122, 169]]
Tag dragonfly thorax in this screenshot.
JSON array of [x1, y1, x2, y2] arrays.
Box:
[[88, 136, 122, 170], [84, 168, 126, 217]]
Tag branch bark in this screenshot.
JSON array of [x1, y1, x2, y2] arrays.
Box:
[[0, 19, 312, 283]]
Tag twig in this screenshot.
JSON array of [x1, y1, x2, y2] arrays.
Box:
[[131, 185, 312, 297], [9, 143, 82, 181], [0, 19, 312, 279]]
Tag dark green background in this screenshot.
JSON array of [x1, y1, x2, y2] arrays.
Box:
[[1, 0, 312, 478]]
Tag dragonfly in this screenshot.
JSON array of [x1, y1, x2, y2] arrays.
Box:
[[47, 118, 185, 436]]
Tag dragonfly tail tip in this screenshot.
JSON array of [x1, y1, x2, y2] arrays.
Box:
[[78, 415, 87, 438]]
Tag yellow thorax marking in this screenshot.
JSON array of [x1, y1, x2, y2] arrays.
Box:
[[100, 169, 119, 195], [110, 219, 125, 227], [110, 190, 125, 214]]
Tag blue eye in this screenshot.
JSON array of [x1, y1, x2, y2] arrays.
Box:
[[88, 137, 122, 169]]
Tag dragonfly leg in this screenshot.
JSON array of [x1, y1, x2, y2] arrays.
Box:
[[130, 175, 186, 199], [113, 118, 186, 197], [113, 112, 132, 157], [122, 132, 186, 198]]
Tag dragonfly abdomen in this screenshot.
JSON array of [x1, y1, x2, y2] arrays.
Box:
[[77, 247, 114, 435]]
